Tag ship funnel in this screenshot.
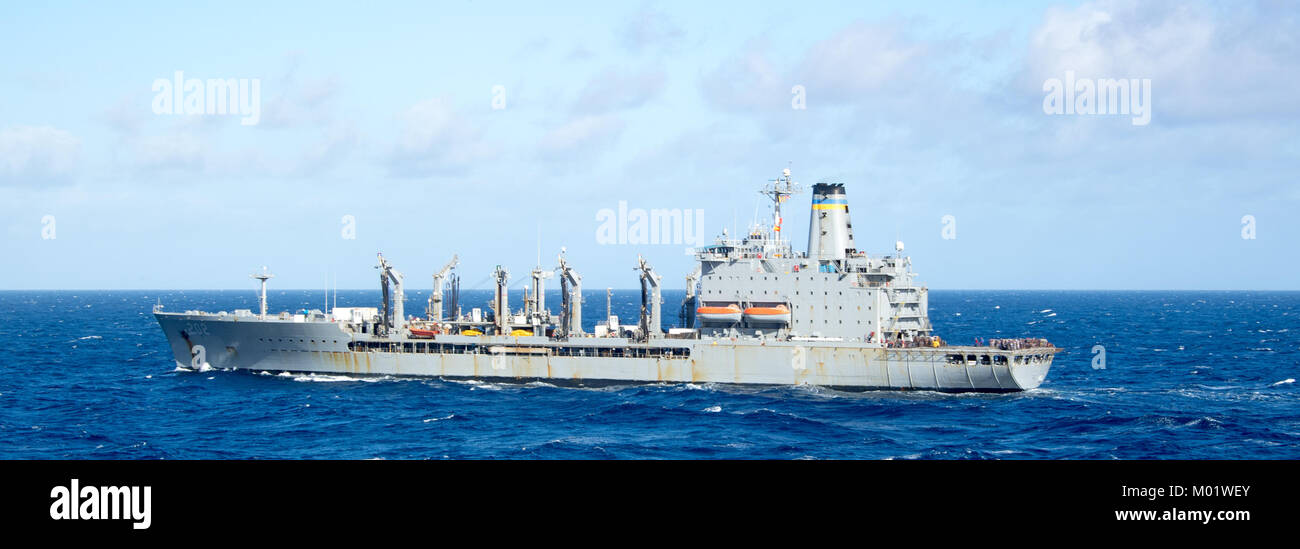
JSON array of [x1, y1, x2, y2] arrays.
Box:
[[806, 183, 857, 261]]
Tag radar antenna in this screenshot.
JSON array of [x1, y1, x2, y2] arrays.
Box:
[[760, 167, 803, 241], [250, 266, 274, 319]]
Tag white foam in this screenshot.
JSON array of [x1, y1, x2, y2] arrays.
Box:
[[423, 414, 456, 423], [1272, 378, 1295, 387], [702, 405, 722, 413], [291, 373, 378, 383], [1039, 309, 1052, 313]]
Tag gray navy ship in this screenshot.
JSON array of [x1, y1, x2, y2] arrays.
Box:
[[154, 169, 1059, 391]]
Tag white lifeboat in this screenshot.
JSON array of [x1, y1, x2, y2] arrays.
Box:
[[743, 304, 791, 324], [697, 304, 742, 323]]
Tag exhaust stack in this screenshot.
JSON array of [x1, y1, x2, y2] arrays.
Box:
[[806, 183, 857, 261]]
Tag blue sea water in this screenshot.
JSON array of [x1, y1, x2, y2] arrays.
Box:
[[0, 289, 1297, 459]]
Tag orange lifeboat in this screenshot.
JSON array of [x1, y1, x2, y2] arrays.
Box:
[[743, 304, 791, 324], [696, 304, 742, 323], [408, 327, 440, 338]]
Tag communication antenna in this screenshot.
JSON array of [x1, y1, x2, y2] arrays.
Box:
[[250, 266, 274, 319], [760, 167, 802, 240]]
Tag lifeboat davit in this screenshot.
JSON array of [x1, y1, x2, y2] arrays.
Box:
[[743, 304, 791, 324], [696, 304, 742, 323]]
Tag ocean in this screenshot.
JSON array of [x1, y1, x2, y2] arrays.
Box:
[[1, 289, 1296, 459]]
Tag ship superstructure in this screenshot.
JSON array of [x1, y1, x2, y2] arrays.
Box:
[[154, 169, 1058, 391]]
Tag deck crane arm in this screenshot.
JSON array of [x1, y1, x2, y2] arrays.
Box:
[[556, 249, 583, 338], [375, 253, 406, 337], [635, 255, 663, 340], [427, 254, 459, 321]]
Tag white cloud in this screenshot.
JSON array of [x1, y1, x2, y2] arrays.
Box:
[[1027, 0, 1300, 122], [621, 7, 685, 53], [260, 75, 342, 129], [538, 114, 625, 158], [795, 22, 926, 101], [0, 126, 81, 186], [699, 40, 785, 112], [573, 66, 667, 114], [126, 132, 206, 171], [701, 21, 925, 112], [386, 97, 494, 176]]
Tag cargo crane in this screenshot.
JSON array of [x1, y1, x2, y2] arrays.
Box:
[[491, 265, 510, 335], [679, 264, 701, 329], [426, 255, 459, 322], [556, 248, 583, 339], [635, 255, 663, 341], [375, 253, 405, 338]]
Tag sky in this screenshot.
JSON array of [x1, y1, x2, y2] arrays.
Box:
[[1, 0, 1297, 290]]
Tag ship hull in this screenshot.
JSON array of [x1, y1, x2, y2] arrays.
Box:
[[156, 313, 1056, 392]]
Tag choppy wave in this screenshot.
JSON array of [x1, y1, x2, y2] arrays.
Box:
[[2, 289, 1298, 459]]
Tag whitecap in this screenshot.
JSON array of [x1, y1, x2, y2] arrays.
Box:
[[423, 414, 456, 423], [702, 405, 722, 413], [291, 373, 361, 383], [1039, 309, 1052, 313], [1271, 378, 1295, 387]]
